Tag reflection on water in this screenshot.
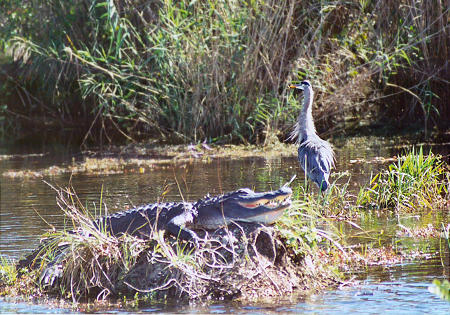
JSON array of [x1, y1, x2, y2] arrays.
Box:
[[0, 299, 71, 314], [300, 258, 450, 315], [0, 136, 449, 313], [306, 220, 449, 314]]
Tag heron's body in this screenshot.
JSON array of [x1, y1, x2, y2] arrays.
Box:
[[290, 81, 334, 191]]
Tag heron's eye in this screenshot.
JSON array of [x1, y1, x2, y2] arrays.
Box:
[[234, 188, 253, 195]]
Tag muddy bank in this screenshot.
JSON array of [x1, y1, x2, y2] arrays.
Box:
[[1, 142, 297, 178]]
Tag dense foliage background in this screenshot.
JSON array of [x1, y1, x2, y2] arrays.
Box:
[[0, 0, 448, 145]]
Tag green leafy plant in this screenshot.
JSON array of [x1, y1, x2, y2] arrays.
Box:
[[0, 257, 18, 286], [358, 147, 448, 210], [428, 279, 450, 301]]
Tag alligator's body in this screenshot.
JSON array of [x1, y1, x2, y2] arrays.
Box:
[[94, 186, 293, 242], [18, 186, 292, 275]]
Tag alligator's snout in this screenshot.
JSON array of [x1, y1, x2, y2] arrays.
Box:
[[223, 186, 293, 224], [237, 188, 292, 210]]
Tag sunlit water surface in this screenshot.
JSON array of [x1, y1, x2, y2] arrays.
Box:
[[0, 136, 449, 313]]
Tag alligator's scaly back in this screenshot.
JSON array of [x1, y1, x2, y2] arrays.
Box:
[[93, 202, 192, 238]]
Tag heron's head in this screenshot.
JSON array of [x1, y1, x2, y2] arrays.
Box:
[[289, 80, 311, 91]]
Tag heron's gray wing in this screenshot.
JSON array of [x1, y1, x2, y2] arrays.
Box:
[[298, 137, 334, 187], [316, 140, 334, 173]]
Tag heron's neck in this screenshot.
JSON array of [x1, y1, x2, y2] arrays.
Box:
[[298, 90, 316, 137]]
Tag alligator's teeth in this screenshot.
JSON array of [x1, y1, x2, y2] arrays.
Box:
[[239, 195, 291, 209]]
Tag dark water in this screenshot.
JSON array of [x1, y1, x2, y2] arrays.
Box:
[[295, 258, 450, 315], [0, 136, 449, 313]]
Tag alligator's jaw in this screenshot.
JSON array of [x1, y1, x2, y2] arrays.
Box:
[[236, 203, 291, 224]]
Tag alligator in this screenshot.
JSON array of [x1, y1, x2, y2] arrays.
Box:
[[17, 184, 293, 276], [93, 186, 293, 242]]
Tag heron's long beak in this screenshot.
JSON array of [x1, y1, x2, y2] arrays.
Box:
[[289, 84, 304, 90]]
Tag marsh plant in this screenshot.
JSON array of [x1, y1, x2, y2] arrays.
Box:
[[0, 257, 17, 287], [357, 147, 449, 210], [276, 179, 355, 261], [429, 279, 450, 302]]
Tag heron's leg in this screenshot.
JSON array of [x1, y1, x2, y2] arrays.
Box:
[[301, 166, 309, 196], [302, 178, 310, 198]]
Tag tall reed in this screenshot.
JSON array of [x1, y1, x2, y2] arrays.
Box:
[[1, 1, 448, 143]]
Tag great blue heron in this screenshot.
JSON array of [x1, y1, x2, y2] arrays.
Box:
[[289, 81, 334, 192]]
